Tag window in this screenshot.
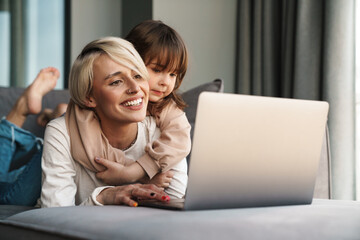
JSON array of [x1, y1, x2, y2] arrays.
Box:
[[0, 0, 64, 89]]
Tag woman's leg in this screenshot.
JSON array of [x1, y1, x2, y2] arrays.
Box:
[[0, 118, 40, 180], [0, 67, 59, 178], [0, 67, 59, 205], [37, 103, 68, 127], [0, 143, 42, 206], [0, 118, 42, 205], [6, 67, 60, 127]]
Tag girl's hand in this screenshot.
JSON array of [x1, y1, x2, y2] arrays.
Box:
[[95, 157, 127, 185], [95, 157, 146, 185], [96, 183, 170, 207], [146, 171, 174, 188]]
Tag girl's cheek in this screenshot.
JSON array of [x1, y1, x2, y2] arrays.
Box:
[[148, 78, 156, 88]]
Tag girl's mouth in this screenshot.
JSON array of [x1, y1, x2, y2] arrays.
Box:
[[151, 90, 163, 96]]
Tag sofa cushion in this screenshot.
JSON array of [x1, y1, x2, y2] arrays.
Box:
[[1, 199, 359, 240], [0, 87, 70, 138], [0, 205, 35, 220]]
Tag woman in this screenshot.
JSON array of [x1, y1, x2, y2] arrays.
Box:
[[40, 37, 187, 207]]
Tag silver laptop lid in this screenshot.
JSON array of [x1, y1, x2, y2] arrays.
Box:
[[184, 92, 329, 210]]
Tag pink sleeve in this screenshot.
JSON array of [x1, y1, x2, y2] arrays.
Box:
[[136, 101, 191, 179]]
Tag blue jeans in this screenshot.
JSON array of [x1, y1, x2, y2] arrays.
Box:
[[0, 117, 42, 206]]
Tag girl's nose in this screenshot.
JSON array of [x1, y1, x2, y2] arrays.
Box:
[[160, 74, 170, 86]]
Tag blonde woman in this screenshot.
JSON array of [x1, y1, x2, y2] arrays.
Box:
[[40, 37, 188, 207]]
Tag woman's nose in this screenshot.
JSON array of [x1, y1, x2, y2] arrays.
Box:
[[127, 79, 140, 94]]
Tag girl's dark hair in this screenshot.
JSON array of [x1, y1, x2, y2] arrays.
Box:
[[125, 20, 188, 115]]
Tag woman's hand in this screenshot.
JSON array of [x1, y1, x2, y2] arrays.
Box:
[[95, 157, 146, 185], [96, 183, 170, 207]]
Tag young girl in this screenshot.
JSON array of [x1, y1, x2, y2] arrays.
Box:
[[67, 21, 191, 199]]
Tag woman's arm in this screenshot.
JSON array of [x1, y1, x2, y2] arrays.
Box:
[[40, 119, 77, 207], [41, 118, 104, 207]]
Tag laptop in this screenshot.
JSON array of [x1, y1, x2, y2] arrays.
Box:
[[139, 92, 329, 210]]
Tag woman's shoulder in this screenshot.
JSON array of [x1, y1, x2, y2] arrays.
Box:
[[45, 115, 67, 137], [47, 114, 66, 129]]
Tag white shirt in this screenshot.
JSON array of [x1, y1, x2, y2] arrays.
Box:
[[40, 116, 188, 207]]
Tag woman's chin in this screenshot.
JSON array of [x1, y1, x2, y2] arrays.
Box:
[[124, 112, 147, 123]]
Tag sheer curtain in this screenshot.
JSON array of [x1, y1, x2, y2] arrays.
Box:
[[235, 0, 356, 200], [0, 0, 64, 88]]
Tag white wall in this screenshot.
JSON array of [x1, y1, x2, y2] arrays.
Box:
[[153, 0, 237, 93], [71, 0, 122, 64]]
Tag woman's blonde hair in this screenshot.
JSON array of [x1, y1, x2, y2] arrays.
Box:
[[68, 37, 149, 109]]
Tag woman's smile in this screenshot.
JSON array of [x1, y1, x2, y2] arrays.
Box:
[[121, 97, 144, 109]]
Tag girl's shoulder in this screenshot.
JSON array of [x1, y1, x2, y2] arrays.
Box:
[[141, 116, 157, 131], [159, 100, 184, 116], [140, 116, 160, 140]]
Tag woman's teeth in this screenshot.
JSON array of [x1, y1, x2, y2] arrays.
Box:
[[124, 98, 142, 107]]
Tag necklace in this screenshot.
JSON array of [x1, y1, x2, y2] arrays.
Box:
[[122, 135, 137, 151]]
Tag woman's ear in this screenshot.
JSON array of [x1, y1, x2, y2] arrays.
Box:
[[85, 95, 97, 108]]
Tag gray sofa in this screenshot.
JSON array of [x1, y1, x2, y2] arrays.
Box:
[[0, 80, 359, 240]]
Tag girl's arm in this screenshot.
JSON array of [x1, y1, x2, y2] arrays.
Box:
[[137, 101, 191, 179], [95, 103, 190, 187]]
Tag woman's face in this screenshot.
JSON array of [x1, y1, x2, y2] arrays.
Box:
[[89, 54, 149, 125]]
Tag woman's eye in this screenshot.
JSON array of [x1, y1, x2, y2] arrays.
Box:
[[109, 80, 123, 86], [134, 74, 142, 80]]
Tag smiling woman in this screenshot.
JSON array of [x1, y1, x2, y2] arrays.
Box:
[[87, 54, 149, 129], [39, 37, 188, 207]]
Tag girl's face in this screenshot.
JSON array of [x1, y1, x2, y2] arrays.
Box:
[[146, 62, 177, 102], [88, 54, 149, 125]]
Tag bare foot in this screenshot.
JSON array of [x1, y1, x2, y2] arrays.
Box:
[[6, 67, 60, 127], [37, 103, 68, 127], [25, 67, 60, 115]]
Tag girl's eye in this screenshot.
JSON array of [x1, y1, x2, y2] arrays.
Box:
[[109, 80, 123, 86], [170, 73, 177, 78]]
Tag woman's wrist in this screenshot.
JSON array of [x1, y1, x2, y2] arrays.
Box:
[[95, 187, 111, 205]]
